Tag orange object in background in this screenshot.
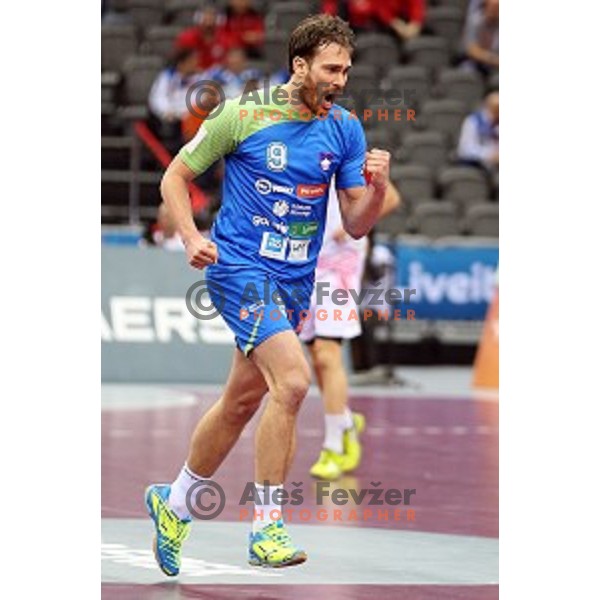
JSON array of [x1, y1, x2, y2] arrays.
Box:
[[473, 288, 499, 390]]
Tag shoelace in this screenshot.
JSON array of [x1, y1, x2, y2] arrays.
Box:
[[268, 526, 293, 548]]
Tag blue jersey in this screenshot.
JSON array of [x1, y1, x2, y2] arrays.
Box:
[[179, 87, 367, 285]]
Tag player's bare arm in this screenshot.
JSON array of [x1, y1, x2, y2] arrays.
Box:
[[337, 148, 391, 239], [160, 156, 218, 269], [379, 179, 401, 218]]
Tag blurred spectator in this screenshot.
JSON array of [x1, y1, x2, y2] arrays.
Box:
[[462, 0, 499, 76], [148, 48, 202, 146], [203, 47, 263, 99], [322, 0, 425, 39], [457, 90, 499, 172], [176, 3, 236, 69], [102, 0, 132, 25], [223, 0, 265, 58]]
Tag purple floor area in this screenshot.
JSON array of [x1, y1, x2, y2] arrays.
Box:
[[102, 390, 498, 538], [102, 583, 499, 600]]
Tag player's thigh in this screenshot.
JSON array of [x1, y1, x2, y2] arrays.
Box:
[[250, 330, 311, 408]]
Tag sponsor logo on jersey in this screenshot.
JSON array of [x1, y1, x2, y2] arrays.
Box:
[[272, 200, 290, 218], [290, 203, 313, 217], [259, 232, 287, 260], [272, 221, 289, 235], [296, 183, 328, 199], [288, 239, 310, 262], [289, 221, 319, 238], [255, 178, 294, 196], [252, 215, 270, 227]]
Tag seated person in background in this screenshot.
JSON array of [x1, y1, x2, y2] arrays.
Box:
[[457, 90, 499, 173], [176, 2, 236, 70], [321, 0, 425, 40], [462, 0, 499, 76], [148, 48, 202, 147], [223, 0, 265, 58], [387, 0, 425, 42], [202, 46, 263, 99]]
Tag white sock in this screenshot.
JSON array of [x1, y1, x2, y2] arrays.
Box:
[[324, 414, 346, 454], [252, 483, 284, 533], [342, 408, 354, 430], [343, 408, 357, 442], [169, 463, 210, 520]]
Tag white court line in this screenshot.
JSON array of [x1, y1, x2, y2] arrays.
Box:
[[423, 426, 443, 436]]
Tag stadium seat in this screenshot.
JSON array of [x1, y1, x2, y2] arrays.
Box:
[[424, 6, 464, 53], [102, 24, 138, 72], [385, 65, 430, 108], [267, 2, 311, 32], [437, 68, 484, 110], [404, 36, 449, 72], [127, 0, 165, 29], [438, 166, 490, 209], [142, 25, 183, 58], [365, 128, 394, 152], [391, 164, 435, 205], [375, 207, 412, 235], [166, 0, 199, 26], [355, 33, 401, 72], [464, 204, 499, 237], [401, 131, 447, 171], [412, 201, 461, 237], [122, 55, 164, 105], [420, 99, 468, 145], [343, 64, 379, 112]]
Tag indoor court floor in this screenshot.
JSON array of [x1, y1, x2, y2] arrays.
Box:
[[102, 368, 498, 599]]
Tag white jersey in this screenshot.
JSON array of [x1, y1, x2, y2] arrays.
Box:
[[299, 184, 369, 342], [319, 184, 368, 261]]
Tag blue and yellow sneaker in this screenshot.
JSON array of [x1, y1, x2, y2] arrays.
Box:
[[248, 520, 307, 568], [145, 484, 191, 576], [341, 412, 366, 473]]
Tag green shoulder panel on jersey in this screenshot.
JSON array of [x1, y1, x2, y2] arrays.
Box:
[[178, 87, 314, 176]]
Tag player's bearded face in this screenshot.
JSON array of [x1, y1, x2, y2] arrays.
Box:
[[298, 44, 351, 115]]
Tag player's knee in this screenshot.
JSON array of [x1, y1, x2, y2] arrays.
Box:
[[312, 343, 342, 374], [274, 367, 310, 413]]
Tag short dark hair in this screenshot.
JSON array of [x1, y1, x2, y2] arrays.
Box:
[[288, 14, 356, 73]]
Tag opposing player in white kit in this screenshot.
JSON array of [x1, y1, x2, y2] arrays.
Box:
[[300, 179, 401, 480]]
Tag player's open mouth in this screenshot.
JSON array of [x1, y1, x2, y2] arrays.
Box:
[[322, 93, 335, 109]]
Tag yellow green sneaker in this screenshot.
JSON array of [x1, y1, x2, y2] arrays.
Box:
[[340, 412, 366, 473], [309, 448, 345, 480], [145, 484, 191, 576], [248, 520, 307, 568]]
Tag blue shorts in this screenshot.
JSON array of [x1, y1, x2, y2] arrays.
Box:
[[206, 264, 314, 356]]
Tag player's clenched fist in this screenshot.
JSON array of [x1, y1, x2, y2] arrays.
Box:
[[365, 148, 391, 190], [183, 232, 219, 270]]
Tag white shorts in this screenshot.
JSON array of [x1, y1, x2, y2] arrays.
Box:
[[299, 246, 367, 343]]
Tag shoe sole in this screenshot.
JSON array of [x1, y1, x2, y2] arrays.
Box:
[[309, 467, 342, 481], [248, 552, 308, 568]]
